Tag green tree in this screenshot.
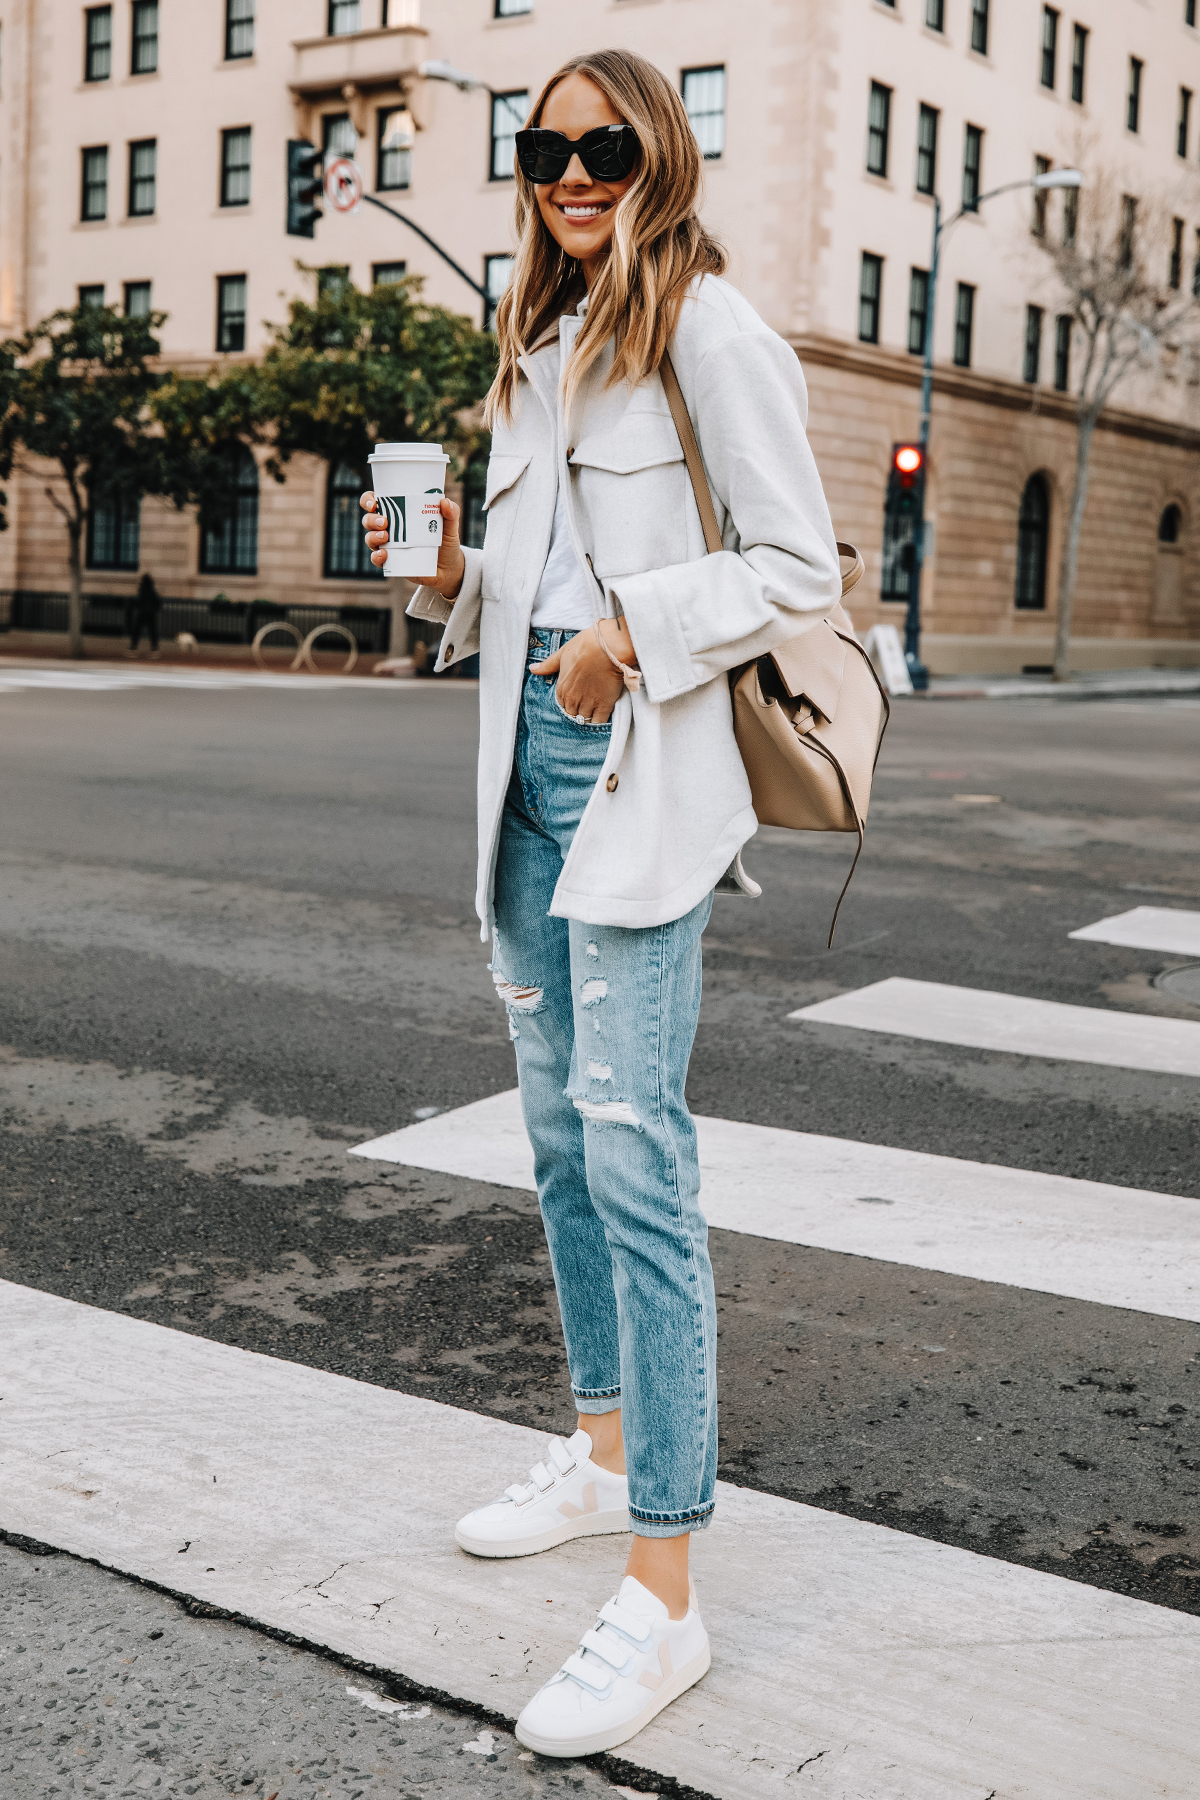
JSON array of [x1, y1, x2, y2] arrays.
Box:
[[0, 304, 170, 658]]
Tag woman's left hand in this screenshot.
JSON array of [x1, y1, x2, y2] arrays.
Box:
[[534, 622, 637, 724]]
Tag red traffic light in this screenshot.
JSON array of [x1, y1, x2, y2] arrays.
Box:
[[893, 444, 924, 476]]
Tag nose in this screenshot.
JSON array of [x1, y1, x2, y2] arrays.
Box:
[[561, 152, 592, 186]]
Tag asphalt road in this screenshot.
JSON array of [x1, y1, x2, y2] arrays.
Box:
[[1, 674, 1199, 1793]]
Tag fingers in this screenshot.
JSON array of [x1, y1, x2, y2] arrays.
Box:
[[532, 648, 562, 675], [359, 490, 377, 513]]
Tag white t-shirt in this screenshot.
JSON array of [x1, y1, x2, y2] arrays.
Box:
[[528, 471, 597, 631]]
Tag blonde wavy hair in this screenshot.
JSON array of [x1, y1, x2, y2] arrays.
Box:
[[485, 48, 726, 427]]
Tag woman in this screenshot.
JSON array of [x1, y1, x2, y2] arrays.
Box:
[[361, 48, 840, 1759]]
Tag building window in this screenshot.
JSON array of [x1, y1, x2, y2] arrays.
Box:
[[200, 449, 259, 575], [1194, 228, 1200, 296], [1127, 59, 1142, 133], [225, 0, 254, 60], [129, 140, 157, 216], [328, 0, 361, 34], [1032, 156, 1051, 235], [1071, 25, 1087, 103], [970, 0, 989, 56], [220, 128, 252, 207], [916, 104, 938, 196], [962, 125, 982, 211], [1159, 504, 1182, 544], [131, 0, 158, 75], [953, 282, 975, 367], [81, 147, 109, 221], [326, 462, 376, 577], [859, 253, 883, 345], [1190, 1, 1198, 28], [1054, 314, 1071, 391], [908, 268, 929, 356], [925, 0, 944, 29], [317, 265, 350, 302], [1014, 474, 1050, 610], [495, 0, 533, 12], [1179, 89, 1192, 159], [78, 284, 106, 307], [85, 6, 112, 81], [87, 489, 140, 571], [216, 275, 247, 351], [1040, 8, 1058, 89], [1170, 218, 1184, 290], [1063, 185, 1078, 247], [1023, 305, 1043, 383], [1120, 195, 1137, 268], [682, 66, 726, 159], [322, 113, 358, 160], [867, 83, 891, 177], [489, 91, 527, 180], [376, 108, 413, 191], [372, 261, 407, 287], [124, 281, 151, 317], [484, 253, 514, 330], [462, 451, 488, 548]]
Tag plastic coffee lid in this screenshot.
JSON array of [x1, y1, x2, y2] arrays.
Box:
[[370, 441, 448, 459]]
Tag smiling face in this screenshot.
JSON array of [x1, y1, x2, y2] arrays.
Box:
[[533, 72, 639, 283]]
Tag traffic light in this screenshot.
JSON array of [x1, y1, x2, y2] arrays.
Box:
[[287, 139, 323, 238], [886, 442, 925, 516]]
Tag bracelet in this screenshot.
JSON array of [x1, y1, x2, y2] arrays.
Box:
[[594, 620, 641, 693]]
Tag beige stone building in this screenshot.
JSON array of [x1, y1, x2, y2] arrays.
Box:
[[0, 0, 1198, 667]]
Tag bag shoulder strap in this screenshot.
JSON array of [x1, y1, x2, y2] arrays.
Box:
[[660, 351, 864, 599], [660, 351, 724, 555]]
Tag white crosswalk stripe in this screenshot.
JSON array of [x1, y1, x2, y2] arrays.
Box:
[[3, 1279, 1196, 1800], [789, 975, 1200, 1077], [351, 1091, 1200, 1321], [0, 662, 417, 695], [1069, 906, 1200, 958]]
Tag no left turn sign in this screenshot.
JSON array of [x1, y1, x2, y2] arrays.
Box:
[[324, 158, 363, 214]]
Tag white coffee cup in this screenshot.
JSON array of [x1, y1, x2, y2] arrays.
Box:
[[367, 441, 451, 579]]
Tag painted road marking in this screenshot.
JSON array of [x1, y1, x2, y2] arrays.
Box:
[[789, 976, 1200, 1078], [350, 1091, 1200, 1323], [0, 664, 447, 696], [1069, 906, 1200, 959], [3, 1280, 1197, 1800]]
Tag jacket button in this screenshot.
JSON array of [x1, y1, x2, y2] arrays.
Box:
[[567, 446, 575, 459], [444, 643, 454, 659], [606, 772, 619, 793]]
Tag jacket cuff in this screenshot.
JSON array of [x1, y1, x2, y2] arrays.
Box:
[[609, 563, 713, 703], [406, 545, 483, 627]]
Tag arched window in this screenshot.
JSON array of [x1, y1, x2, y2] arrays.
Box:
[[324, 461, 376, 578], [87, 489, 140, 570], [1014, 473, 1050, 610], [200, 449, 259, 575], [1158, 503, 1182, 544]]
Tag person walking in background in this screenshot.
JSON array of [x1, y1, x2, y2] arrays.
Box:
[[125, 573, 162, 658], [361, 47, 840, 1760]]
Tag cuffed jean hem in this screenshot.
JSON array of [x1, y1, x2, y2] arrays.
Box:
[[573, 1388, 622, 1414], [628, 1504, 715, 1539]]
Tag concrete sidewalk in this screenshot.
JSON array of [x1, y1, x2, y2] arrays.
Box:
[[923, 666, 1200, 701]]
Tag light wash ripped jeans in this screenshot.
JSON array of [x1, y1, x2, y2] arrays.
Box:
[[491, 627, 717, 1537]]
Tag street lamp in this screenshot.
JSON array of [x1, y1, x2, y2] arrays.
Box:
[[905, 167, 1084, 688]]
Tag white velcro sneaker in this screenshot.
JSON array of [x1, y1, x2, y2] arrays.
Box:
[[515, 1575, 710, 1758], [454, 1428, 630, 1559]]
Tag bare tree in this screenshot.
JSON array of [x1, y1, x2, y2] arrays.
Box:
[[1033, 168, 1198, 679]]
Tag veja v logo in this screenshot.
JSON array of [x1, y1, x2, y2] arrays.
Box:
[[379, 494, 407, 544], [638, 1641, 673, 1691], [557, 1482, 597, 1521]]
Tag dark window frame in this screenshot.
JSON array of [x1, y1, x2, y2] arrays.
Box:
[[1159, 504, 1183, 544], [78, 283, 106, 308], [1179, 89, 1192, 159], [123, 281, 151, 318], [1071, 24, 1087, 103], [327, 0, 362, 35], [867, 82, 891, 178], [953, 282, 975, 368], [324, 460, 377, 579], [1014, 474, 1050, 610], [200, 448, 259, 577], [128, 138, 157, 217], [489, 89, 527, 181], [484, 253, 514, 330], [1032, 155, 1051, 236], [131, 0, 158, 75], [1041, 7, 1058, 89], [1053, 314, 1071, 391], [225, 0, 255, 60], [220, 127, 252, 207], [372, 261, 407, 287], [84, 5, 112, 81], [495, 0, 534, 13], [962, 124, 983, 211], [216, 274, 247, 352], [916, 104, 938, 196], [1190, 1, 1197, 29], [681, 65, 726, 161], [1120, 194, 1137, 268], [1023, 304, 1043, 384], [81, 145, 109, 221], [925, 0, 944, 30], [859, 252, 883, 345], [86, 487, 140, 571], [1128, 58, 1143, 133], [970, 0, 989, 56], [376, 106, 413, 191], [1170, 217, 1184, 290], [908, 267, 930, 357]]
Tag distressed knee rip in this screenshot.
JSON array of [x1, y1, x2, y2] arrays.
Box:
[[573, 1096, 641, 1128], [491, 970, 545, 1013]]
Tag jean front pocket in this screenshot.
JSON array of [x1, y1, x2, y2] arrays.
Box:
[[551, 684, 613, 732]]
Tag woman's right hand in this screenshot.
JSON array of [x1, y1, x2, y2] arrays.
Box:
[[359, 493, 466, 599]]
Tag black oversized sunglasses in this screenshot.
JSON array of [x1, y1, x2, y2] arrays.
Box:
[[514, 124, 641, 185]]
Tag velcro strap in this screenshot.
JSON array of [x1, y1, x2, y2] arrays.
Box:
[[580, 1628, 630, 1673], [530, 1461, 554, 1491], [547, 1438, 577, 1476], [562, 1652, 610, 1697], [598, 1598, 652, 1648]]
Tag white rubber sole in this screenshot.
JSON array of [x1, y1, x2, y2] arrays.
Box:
[[454, 1506, 631, 1560], [514, 1642, 712, 1758]]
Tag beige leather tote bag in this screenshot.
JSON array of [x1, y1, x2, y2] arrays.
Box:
[[659, 352, 890, 945]]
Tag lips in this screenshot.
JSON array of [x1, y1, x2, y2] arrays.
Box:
[[557, 203, 611, 221]]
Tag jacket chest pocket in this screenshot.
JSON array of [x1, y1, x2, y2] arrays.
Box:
[[481, 452, 532, 599], [569, 415, 689, 579]]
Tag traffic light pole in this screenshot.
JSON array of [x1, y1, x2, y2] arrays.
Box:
[[361, 192, 491, 308]]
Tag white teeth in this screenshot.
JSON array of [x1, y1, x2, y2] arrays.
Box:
[[562, 206, 604, 219]]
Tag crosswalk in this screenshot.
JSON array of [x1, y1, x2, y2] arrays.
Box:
[[4, 904, 1199, 1798], [0, 660, 413, 695]]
